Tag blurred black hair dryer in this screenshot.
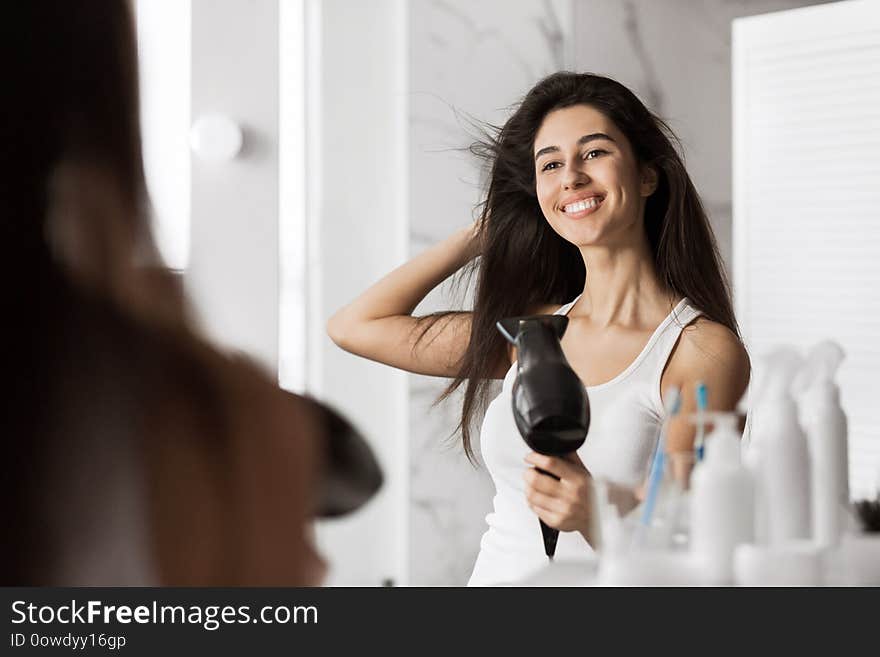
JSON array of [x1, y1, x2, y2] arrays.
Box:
[[497, 315, 590, 559], [304, 399, 384, 519]]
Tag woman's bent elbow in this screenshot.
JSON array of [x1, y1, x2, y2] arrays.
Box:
[[326, 314, 349, 350]]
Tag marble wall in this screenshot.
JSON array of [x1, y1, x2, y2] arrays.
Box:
[[406, 0, 832, 586]]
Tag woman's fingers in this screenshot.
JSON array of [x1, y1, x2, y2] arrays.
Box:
[[527, 493, 583, 532], [526, 492, 565, 529], [523, 452, 596, 535], [529, 506, 562, 530], [524, 452, 591, 493], [523, 470, 587, 516], [525, 488, 563, 513], [561, 450, 586, 469], [524, 452, 581, 479], [524, 466, 562, 495]]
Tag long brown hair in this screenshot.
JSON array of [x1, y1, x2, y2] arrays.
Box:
[[438, 72, 738, 463], [0, 1, 229, 583]]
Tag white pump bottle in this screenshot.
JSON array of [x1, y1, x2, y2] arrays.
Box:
[[744, 347, 811, 544], [690, 412, 754, 584], [793, 341, 849, 548]]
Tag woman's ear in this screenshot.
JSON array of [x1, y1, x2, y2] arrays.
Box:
[[45, 161, 135, 282], [45, 161, 181, 327], [640, 165, 659, 197]]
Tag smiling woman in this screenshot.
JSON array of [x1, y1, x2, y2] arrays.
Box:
[[327, 71, 749, 586]]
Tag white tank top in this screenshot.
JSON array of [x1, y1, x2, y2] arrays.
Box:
[[468, 295, 702, 586]]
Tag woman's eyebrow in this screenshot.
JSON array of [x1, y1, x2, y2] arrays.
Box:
[[534, 132, 616, 161]]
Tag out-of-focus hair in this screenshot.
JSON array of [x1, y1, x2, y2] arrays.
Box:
[[1, 2, 328, 585]]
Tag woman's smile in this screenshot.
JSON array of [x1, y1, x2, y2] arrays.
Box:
[[559, 193, 605, 219]]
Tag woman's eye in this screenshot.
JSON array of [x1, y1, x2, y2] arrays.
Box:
[[541, 161, 562, 172], [584, 149, 607, 160]]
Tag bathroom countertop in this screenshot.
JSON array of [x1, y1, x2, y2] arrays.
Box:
[[513, 559, 600, 587]]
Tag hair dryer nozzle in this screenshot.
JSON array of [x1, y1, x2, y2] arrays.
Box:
[[301, 397, 384, 518]]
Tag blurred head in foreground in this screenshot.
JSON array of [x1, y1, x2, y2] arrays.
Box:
[[1, 0, 380, 585]]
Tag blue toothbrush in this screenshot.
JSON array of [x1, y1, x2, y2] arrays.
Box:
[[695, 381, 708, 462], [636, 387, 682, 542]]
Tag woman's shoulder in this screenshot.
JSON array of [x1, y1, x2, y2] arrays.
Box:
[[679, 316, 745, 354], [669, 316, 751, 399]]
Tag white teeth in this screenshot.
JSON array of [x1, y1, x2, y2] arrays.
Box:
[[563, 197, 601, 213]]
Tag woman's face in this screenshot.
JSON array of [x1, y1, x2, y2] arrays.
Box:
[[533, 104, 656, 248]]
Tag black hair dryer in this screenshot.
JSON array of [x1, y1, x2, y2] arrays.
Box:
[[300, 397, 384, 519], [497, 315, 590, 559]]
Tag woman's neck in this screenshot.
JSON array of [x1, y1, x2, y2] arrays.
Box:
[[573, 239, 673, 328]]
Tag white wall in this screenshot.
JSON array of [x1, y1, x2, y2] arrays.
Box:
[[136, 0, 191, 272], [186, 0, 280, 374], [733, 0, 880, 499], [301, 0, 410, 586]]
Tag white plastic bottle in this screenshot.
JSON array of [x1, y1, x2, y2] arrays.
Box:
[[745, 347, 811, 544], [793, 341, 849, 548], [690, 412, 754, 584]]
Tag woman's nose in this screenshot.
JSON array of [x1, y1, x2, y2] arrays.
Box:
[[562, 163, 589, 190]]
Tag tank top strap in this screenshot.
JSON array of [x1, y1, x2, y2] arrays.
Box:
[[644, 297, 703, 411], [652, 297, 702, 359], [553, 294, 583, 316]]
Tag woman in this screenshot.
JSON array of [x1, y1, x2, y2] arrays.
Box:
[[328, 72, 750, 585], [2, 0, 328, 585]]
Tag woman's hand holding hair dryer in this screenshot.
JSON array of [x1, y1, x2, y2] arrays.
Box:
[[523, 451, 601, 548]]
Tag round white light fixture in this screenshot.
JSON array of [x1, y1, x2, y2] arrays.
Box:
[[189, 114, 243, 162]]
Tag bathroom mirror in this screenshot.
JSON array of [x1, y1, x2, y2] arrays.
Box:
[[284, 0, 849, 586]]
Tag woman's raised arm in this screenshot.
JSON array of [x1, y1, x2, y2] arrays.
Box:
[[327, 224, 497, 378]]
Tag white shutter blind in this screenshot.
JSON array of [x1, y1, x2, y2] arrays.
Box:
[[733, 0, 880, 499]]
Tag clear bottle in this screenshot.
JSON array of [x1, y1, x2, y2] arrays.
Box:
[[640, 451, 695, 552], [690, 412, 754, 584]]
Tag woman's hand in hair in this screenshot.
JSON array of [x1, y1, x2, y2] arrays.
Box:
[[523, 451, 600, 548], [326, 220, 489, 378]]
